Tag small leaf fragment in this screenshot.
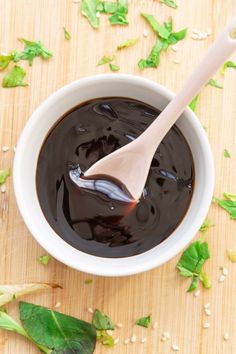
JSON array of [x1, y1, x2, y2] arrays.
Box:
[[97, 55, 114, 66], [0, 169, 10, 185], [224, 149, 231, 158], [92, 309, 114, 330], [38, 255, 51, 265], [136, 315, 151, 328], [2, 66, 27, 88], [63, 27, 71, 40], [109, 63, 120, 71]]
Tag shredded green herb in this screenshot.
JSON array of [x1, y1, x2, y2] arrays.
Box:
[[63, 27, 71, 40], [13, 39, 52, 66], [160, 0, 178, 9], [188, 95, 199, 112], [136, 315, 151, 328], [117, 38, 138, 50], [38, 255, 51, 265], [109, 0, 128, 25], [0, 169, 10, 185], [221, 60, 236, 75], [214, 193, 236, 219], [81, 0, 100, 29], [224, 149, 231, 158], [96, 330, 114, 347], [97, 55, 114, 65], [199, 219, 213, 232], [92, 309, 114, 330], [176, 240, 211, 292], [207, 78, 223, 89], [2, 66, 27, 88], [109, 63, 120, 71]]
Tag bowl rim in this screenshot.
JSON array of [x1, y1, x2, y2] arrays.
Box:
[[13, 73, 214, 276]]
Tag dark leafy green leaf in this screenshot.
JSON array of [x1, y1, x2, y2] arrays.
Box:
[[96, 330, 114, 347], [81, 0, 100, 29], [63, 27, 71, 40], [221, 60, 236, 75], [117, 38, 138, 50], [207, 78, 223, 89], [13, 39, 52, 66], [141, 13, 170, 39], [109, 63, 120, 71], [214, 193, 236, 219], [38, 255, 51, 265], [20, 302, 96, 354], [0, 311, 51, 354], [224, 149, 231, 158], [188, 95, 199, 112], [92, 309, 114, 330], [0, 169, 10, 185], [97, 55, 114, 65], [0, 53, 15, 70], [138, 40, 163, 69], [136, 315, 151, 328], [176, 240, 210, 292], [160, 0, 178, 9], [2, 66, 27, 88]]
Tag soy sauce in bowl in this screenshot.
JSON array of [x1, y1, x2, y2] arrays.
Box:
[[36, 97, 194, 258]]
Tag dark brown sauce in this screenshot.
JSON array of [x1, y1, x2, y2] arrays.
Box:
[[36, 97, 194, 258]]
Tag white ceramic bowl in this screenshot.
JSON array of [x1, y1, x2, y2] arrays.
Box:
[[13, 74, 214, 276]]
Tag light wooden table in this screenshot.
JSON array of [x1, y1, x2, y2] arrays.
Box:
[[1, 1, 236, 353]]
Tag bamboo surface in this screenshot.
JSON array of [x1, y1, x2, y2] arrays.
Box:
[[1, 1, 236, 353]]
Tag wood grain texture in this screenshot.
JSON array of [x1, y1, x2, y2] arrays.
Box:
[[1, 0, 236, 353]]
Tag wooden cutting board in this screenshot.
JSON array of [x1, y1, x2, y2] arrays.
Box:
[[1, 1, 236, 353]]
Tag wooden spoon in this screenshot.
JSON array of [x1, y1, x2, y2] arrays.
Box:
[[84, 19, 236, 201]]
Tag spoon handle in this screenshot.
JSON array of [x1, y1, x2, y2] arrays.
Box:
[[140, 17, 236, 153]]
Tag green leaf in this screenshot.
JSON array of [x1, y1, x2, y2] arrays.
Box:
[[2, 66, 27, 88], [117, 38, 138, 50], [141, 13, 170, 39], [207, 78, 223, 89], [215, 193, 236, 219], [135, 315, 151, 328], [138, 40, 163, 69], [167, 28, 187, 45], [176, 240, 210, 292], [99, 2, 118, 13], [224, 149, 231, 158], [224, 192, 236, 202], [164, 17, 173, 32], [96, 330, 114, 347], [109, 0, 128, 25], [13, 39, 52, 66], [199, 218, 213, 232], [0, 53, 15, 70], [109, 63, 120, 71], [160, 0, 178, 9], [0, 169, 10, 185], [92, 309, 114, 330], [63, 27, 71, 40], [188, 95, 199, 112], [81, 0, 100, 29], [200, 270, 211, 289], [0, 311, 51, 354], [20, 301, 96, 354], [221, 60, 236, 75], [38, 255, 51, 265], [97, 55, 114, 65]]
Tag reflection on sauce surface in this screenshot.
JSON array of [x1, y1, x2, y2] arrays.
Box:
[[36, 97, 194, 258]]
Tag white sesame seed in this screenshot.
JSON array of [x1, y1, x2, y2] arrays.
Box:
[[130, 335, 136, 343], [141, 337, 147, 343], [124, 338, 130, 345], [171, 344, 180, 351], [162, 331, 170, 339], [143, 29, 149, 37], [205, 308, 211, 316], [193, 29, 200, 35], [2, 146, 10, 152], [161, 336, 167, 342], [204, 303, 210, 309], [96, 11, 100, 18], [191, 34, 199, 40], [87, 307, 93, 314], [206, 28, 212, 36], [222, 267, 228, 276], [106, 330, 113, 336], [114, 338, 119, 344], [54, 302, 61, 308], [171, 45, 179, 52], [223, 332, 229, 341], [194, 290, 200, 297], [219, 275, 226, 283], [152, 321, 158, 329], [0, 184, 6, 193], [203, 322, 210, 329], [116, 322, 123, 328], [173, 59, 180, 64]]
